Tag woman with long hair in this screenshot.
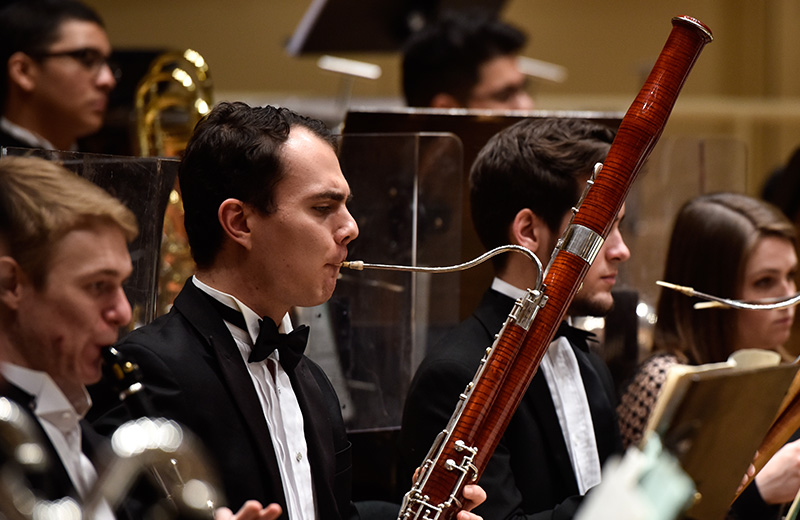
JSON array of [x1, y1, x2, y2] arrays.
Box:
[[618, 192, 800, 516]]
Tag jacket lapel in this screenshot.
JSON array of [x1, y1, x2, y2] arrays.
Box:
[[172, 281, 286, 503], [472, 288, 517, 336]]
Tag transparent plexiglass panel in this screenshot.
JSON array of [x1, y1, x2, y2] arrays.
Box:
[[587, 136, 750, 388], [622, 136, 748, 315], [296, 133, 463, 432]]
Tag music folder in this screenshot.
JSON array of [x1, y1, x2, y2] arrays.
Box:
[[644, 349, 798, 520]]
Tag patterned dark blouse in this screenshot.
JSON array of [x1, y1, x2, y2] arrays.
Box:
[[616, 352, 680, 449]]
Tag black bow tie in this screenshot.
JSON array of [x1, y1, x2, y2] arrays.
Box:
[[555, 322, 596, 352], [203, 293, 309, 371], [249, 318, 309, 370]]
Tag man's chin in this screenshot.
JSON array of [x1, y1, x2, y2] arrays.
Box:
[[569, 295, 615, 318], [81, 359, 105, 386]]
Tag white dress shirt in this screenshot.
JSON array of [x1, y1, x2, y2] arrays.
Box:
[[491, 277, 602, 494], [1, 363, 115, 519], [193, 277, 317, 519]]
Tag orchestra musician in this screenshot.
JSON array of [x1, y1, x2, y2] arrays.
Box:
[[0, 155, 297, 520], [401, 9, 534, 110], [400, 117, 629, 520], [0, 0, 117, 151], [0, 156, 137, 518], [91, 101, 486, 520], [617, 192, 800, 519]]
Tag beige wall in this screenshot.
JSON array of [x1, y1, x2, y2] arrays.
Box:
[[89, 0, 800, 190], [89, 1, 794, 97]]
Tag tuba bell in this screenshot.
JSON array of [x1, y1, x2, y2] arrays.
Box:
[[134, 48, 214, 317], [135, 48, 213, 158]]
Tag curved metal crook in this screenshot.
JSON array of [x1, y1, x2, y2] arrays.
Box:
[[341, 244, 544, 290], [657, 280, 800, 310]]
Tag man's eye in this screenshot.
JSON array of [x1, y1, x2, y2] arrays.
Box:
[[76, 49, 103, 67], [87, 281, 111, 294], [491, 89, 515, 102]]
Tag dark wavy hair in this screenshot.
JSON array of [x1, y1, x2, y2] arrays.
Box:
[[402, 9, 526, 107], [469, 117, 615, 270]]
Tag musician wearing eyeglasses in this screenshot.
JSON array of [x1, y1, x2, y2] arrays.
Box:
[[400, 118, 629, 520], [401, 10, 534, 110], [0, 0, 118, 152]]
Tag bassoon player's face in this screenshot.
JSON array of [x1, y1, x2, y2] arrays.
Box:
[[569, 204, 630, 317]]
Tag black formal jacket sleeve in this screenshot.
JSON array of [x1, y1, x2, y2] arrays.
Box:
[[398, 289, 621, 520], [91, 280, 359, 520]]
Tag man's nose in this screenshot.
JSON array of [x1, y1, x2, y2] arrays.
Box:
[[96, 62, 117, 91], [338, 210, 359, 245], [105, 288, 132, 328], [607, 230, 631, 263]]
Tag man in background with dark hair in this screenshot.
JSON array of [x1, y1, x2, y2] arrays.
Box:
[[0, 0, 117, 151], [400, 117, 629, 520], [402, 10, 534, 110]]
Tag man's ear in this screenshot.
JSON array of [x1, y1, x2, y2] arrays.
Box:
[[7, 52, 38, 93], [509, 208, 551, 255], [218, 198, 252, 249], [429, 92, 462, 109], [0, 256, 24, 310]]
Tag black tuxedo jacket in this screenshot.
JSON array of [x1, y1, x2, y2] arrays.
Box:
[[399, 289, 621, 520], [92, 280, 358, 520], [0, 127, 34, 150]]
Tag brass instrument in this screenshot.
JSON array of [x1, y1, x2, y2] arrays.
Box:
[[0, 397, 222, 519], [98, 347, 220, 517], [0, 348, 223, 518], [135, 48, 213, 158], [0, 397, 72, 520], [84, 417, 221, 519], [134, 49, 214, 317]]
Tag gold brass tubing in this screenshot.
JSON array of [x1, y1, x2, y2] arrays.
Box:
[[340, 245, 543, 290]]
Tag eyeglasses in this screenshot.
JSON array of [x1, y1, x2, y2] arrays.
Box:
[[31, 47, 121, 81], [471, 78, 532, 105]]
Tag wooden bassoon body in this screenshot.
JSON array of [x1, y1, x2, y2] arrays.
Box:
[[398, 16, 713, 520]]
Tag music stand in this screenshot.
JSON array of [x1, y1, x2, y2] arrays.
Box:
[[286, 0, 508, 55]]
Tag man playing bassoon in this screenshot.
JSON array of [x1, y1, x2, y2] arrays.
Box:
[[400, 117, 630, 520]]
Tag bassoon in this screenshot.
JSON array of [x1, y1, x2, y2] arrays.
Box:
[[390, 15, 713, 520]]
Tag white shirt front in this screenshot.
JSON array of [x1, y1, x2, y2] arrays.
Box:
[[491, 277, 602, 495], [193, 277, 317, 519], [0, 363, 115, 519]]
